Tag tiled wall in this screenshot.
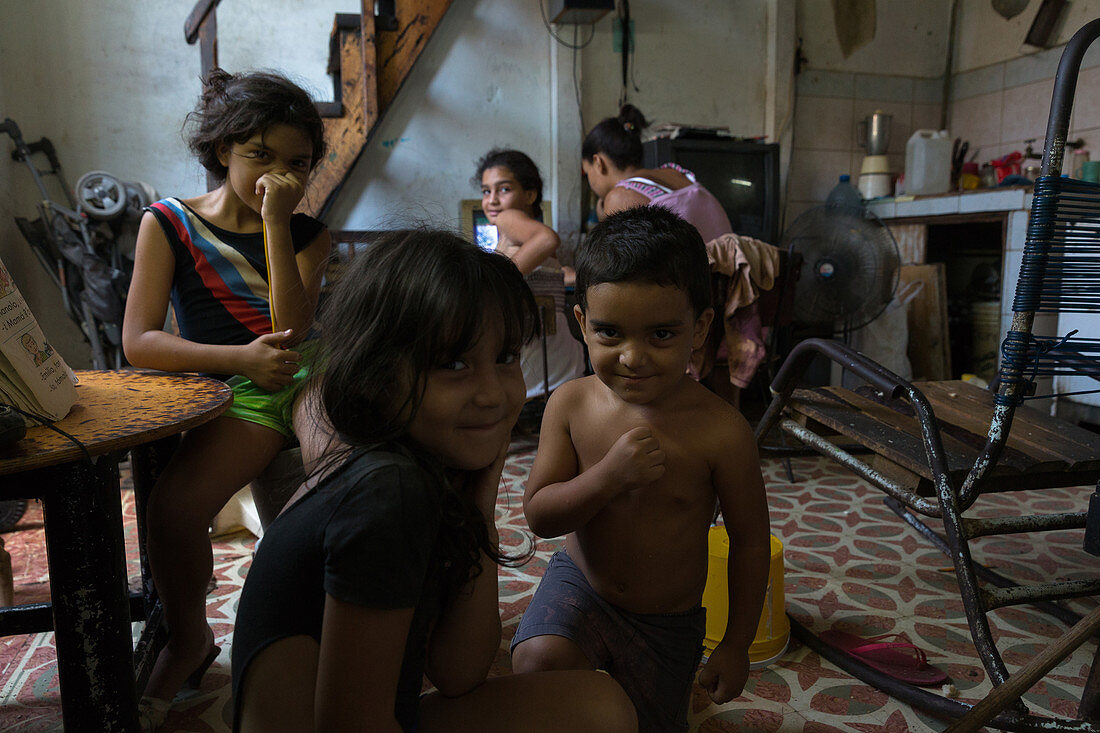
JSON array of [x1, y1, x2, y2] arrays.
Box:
[[786, 41, 1100, 234], [948, 42, 1100, 177], [785, 70, 944, 228]]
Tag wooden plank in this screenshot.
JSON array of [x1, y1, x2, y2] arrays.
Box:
[[302, 1, 453, 219], [901, 263, 951, 381], [922, 380, 1100, 464], [375, 0, 454, 112], [198, 17, 219, 192], [786, 387, 980, 480], [867, 453, 931, 495], [359, 0, 379, 130], [919, 381, 1100, 471], [853, 381, 1039, 474], [301, 20, 371, 218], [847, 382, 1048, 473], [197, 15, 217, 74], [887, 222, 926, 265], [943, 606, 1100, 733], [184, 0, 221, 44]]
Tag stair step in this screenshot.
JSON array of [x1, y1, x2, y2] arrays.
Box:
[[315, 102, 343, 119], [374, 0, 398, 31], [305, 1, 455, 218]]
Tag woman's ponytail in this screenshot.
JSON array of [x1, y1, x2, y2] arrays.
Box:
[[617, 104, 648, 136], [582, 104, 649, 169]]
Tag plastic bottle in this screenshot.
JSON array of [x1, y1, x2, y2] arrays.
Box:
[[905, 130, 952, 195], [1072, 148, 1090, 179], [825, 174, 863, 209]]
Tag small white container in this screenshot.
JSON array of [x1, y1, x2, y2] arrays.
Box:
[[905, 129, 952, 195]]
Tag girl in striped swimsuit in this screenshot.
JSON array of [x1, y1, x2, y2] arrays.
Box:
[[122, 68, 330, 729]]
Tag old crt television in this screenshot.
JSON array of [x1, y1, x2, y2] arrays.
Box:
[[643, 137, 780, 244]]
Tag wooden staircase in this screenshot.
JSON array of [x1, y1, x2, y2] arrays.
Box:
[[185, 0, 454, 219]]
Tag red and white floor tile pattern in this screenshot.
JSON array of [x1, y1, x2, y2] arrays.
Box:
[[0, 443, 1095, 732]]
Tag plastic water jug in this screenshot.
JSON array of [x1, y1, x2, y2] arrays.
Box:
[[825, 174, 863, 209], [905, 129, 952, 195]]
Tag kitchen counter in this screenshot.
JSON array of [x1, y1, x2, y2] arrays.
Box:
[[865, 185, 1033, 220]]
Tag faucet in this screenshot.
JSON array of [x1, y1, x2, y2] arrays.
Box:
[[1025, 137, 1085, 160]]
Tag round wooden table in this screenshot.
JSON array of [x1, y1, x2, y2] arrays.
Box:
[[0, 370, 231, 732]]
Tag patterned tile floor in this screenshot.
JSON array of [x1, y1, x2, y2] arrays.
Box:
[[0, 439, 1095, 732]]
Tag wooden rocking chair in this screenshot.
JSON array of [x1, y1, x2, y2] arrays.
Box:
[[756, 19, 1100, 731]]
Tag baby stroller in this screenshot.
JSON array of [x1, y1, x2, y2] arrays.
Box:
[[1, 117, 155, 371]]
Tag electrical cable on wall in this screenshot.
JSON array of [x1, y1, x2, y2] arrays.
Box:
[[538, 0, 596, 49], [539, 0, 595, 143], [776, 37, 806, 234], [617, 0, 640, 107], [572, 25, 584, 132]]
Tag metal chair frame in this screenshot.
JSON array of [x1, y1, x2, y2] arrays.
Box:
[[756, 19, 1100, 731]]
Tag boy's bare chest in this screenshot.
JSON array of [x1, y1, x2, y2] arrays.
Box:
[[573, 414, 714, 505]]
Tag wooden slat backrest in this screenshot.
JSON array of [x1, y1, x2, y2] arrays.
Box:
[[787, 387, 980, 480], [787, 381, 1100, 485], [918, 381, 1100, 471]]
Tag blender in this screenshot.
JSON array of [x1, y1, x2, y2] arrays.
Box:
[[857, 110, 892, 198]]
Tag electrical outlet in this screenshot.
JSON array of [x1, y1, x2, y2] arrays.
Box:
[[612, 18, 634, 52]]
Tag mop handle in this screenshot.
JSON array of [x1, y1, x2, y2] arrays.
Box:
[[263, 221, 278, 334]]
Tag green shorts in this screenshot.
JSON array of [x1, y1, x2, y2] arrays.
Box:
[[224, 340, 316, 438]]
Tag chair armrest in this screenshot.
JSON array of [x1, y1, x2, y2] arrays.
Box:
[[770, 338, 909, 401]]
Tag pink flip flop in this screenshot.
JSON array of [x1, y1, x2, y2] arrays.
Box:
[[819, 629, 948, 686]]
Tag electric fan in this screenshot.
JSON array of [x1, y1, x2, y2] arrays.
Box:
[[781, 205, 900, 333]]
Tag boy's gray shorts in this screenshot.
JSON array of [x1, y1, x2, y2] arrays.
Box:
[[511, 549, 706, 732]]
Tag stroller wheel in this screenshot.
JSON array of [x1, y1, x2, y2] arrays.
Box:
[[0, 500, 27, 533], [124, 180, 159, 219], [75, 170, 127, 220]]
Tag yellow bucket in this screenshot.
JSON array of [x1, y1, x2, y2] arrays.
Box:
[[701, 528, 790, 668]]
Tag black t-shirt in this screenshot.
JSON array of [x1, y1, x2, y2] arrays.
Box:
[[231, 444, 445, 731]]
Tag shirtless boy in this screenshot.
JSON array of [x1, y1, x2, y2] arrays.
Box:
[[512, 206, 772, 732]]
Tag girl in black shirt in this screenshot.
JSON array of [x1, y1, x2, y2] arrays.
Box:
[[232, 231, 638, 732]]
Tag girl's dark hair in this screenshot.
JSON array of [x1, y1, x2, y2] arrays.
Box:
[[473, 148, 544, 212], [185, 68, 326, 181], [576, 205, 712, 317], [313, 230, 539, 589], [581, 104, 649, 169]]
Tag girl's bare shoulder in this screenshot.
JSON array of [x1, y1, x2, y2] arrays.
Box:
[[178, 191, 218, 218], [497, 208, 553, 236], [602, 185, 649, 214], [494, 208, 534, 228]]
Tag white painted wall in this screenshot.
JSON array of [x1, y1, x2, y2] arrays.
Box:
[[580, 0, 770, 136], [327, 1, 555, 232], [954, 0, 1100, 72], [797, 0, 951, 77], [0, 0, 774, 367], [0, 0, 347, 366]]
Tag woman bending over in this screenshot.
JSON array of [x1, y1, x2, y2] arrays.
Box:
[[582, 104, 731, 242]]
